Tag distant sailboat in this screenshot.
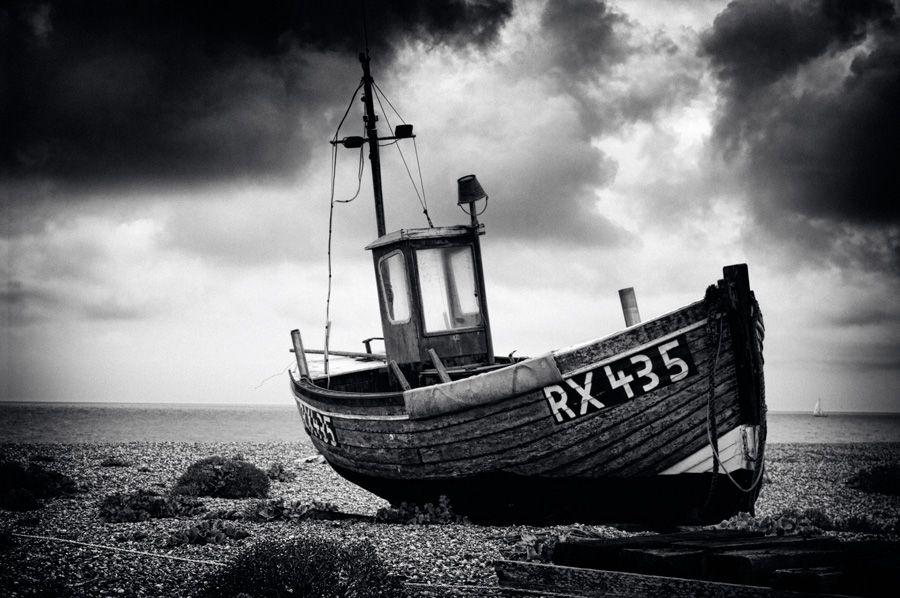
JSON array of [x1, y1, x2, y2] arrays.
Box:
[[813, 398, 827, 417]]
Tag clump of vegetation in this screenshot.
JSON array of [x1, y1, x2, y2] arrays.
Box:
[[836, 514, 900, 534], [28, 454, 55, 463], [266, 462, 296, 482], [846, 463, 900, 496], [243, 498, 340, 522], [99, 488, 205, 523], [113, 530, 149, 542], [375, 495, 466, 524], [99, 456, 132, 467], [164, 519, 250, 547], [718, 508, 900, 536], [171, 456, 270, 499], [0, 529, 14, 551], [0, 461, 79, 511], [202, 508, 245, 521], [198, 537, 406, 598], [717, 509, 829, 537]]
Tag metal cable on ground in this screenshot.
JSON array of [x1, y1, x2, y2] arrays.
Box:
[[405, 582, 591, 597], [11, 533, 592, 597], [11, 533, 226, 567]]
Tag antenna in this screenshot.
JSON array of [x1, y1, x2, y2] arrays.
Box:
[[361, 0, 370, 57]]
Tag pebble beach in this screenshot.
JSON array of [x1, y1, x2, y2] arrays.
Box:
[[1, 440, 898, 597]]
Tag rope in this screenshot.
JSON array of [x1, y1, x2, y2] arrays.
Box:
[[704, 311, 766, 495], [335, 145, 365, 204], [11, 533, 226, 567], [324, 80, 364, 386], [253, 361, 294, 390]]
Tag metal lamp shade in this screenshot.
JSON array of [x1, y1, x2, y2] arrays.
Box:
[[457, 174, 487, 205]]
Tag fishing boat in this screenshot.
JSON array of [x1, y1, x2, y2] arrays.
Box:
[[288, 50, 767, 524]]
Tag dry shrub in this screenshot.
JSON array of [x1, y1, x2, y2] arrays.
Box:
[[0, 461, 79, 511], [243, 498, 339, 522], [846, 463, 900, 496], [172, 456, 269, 499], [375, 495, 466, 524], [198, 537, 406, 598], [164, 519, 250, 547], [99, 456, 132, 467], [99, 488, 205, 523]]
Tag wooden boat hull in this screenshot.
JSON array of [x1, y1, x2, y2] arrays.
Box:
[[290, 265, 766, 524]]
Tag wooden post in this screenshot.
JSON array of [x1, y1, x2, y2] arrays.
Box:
[[290, 329, 310, 379], [388, 360, 411, 391], [619, 287, 641, 327], [360, 52, 386, 237], [428, 348, 452, 384]]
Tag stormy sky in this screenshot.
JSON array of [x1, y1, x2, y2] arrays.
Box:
[[2, 0, 898, 412]]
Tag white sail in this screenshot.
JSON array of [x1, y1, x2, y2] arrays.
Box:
[[813, 398, 825, 417]]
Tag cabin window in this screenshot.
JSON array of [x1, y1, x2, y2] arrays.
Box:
[[416, 246, 482, 333], [378, 251, 411, 323]]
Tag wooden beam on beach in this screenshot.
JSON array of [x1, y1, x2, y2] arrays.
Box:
[[494, 560, 840, 598]]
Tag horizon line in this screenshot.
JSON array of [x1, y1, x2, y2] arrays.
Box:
[[1, 399, 898, 416]]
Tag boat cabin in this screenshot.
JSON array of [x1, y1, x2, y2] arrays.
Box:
[[367, 224, 494, 380]]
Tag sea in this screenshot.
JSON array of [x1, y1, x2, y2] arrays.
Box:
[[0, 402, 898, 444]]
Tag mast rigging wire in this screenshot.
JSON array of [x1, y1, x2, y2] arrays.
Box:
[[324, 80, 364, 384], [372, 83, 434, 228]]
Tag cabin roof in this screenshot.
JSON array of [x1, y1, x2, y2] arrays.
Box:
[[365, 226, 472, 250]]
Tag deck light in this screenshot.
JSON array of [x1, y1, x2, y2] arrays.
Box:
[[337, 136, 367, 148], [394, 124, 414, 138]]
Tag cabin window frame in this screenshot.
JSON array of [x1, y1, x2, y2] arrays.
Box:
[[377, 250, 412, 325], [414, 243, 483, 336]]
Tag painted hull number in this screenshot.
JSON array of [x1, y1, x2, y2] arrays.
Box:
[[299, 403, 338, 446], [544, 334, 698, 424]]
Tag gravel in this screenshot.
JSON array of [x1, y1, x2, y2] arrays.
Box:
[[1, 441, 898, 597]]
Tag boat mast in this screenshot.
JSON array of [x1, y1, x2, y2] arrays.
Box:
[[359, 52, 386, 237]]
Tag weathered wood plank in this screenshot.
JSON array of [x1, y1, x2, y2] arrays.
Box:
[[770, 567, 845, 594], [520, 370, 737, 477], [389, 360, 411, 390], [312, 370, 738, 479], [494, 560, 833, 598], [329, 330, 725, 461], [427, 348, 452, 383], [332, 389, 549, 448], [565, 376, 739, 477], [422, 374, 733, 477], [555, 301, 707, 374], [619, 546, 706, 577], [707, 547, 854, 585], [610, 400, 741, 477], [672, 535, 839, 552], [553, 530, 763, 569]]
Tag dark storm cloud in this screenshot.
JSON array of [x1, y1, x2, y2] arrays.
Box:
[[539, 0, 703, 135], [541, 0, 629, 79], [2, 0, 513, 190], [701, 0, 899, 270]]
